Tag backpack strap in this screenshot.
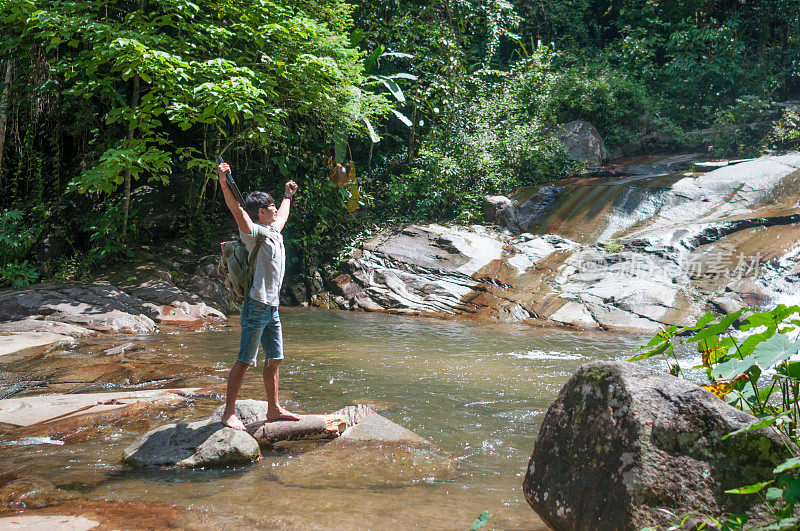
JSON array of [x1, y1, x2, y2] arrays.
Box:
[[242, 232, 267, 315]]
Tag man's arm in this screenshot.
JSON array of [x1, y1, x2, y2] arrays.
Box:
[[217, 162, 254, 235], [273, 180, 298, 233]]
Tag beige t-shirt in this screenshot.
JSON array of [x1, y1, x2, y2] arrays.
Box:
[[240, 223, 285, 306]]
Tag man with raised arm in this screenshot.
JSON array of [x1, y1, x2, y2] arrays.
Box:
[[217, 161, 301, 430]]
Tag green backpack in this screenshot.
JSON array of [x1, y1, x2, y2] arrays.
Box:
[[219, 233, 266, 311]]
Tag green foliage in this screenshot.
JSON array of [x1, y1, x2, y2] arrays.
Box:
[[82, 200, 131, 264], [1, 0, 799, 269], [1, 259, 39, 288], [0, 209, 37, 263], [0, 0, 389, 264], [640, 507, 748, 530], [632, 305, 800, 528], [765, 109, 800, 153], [707, 97, 776, 158], [544, 57, 657, 148]]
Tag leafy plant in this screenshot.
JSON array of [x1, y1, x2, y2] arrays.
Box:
[[764, 109, 800, 153], [631, 305, 800, 527], [0, 209, 39, 264], [707, 97, 775, 158], [1, 259, 39, 288]]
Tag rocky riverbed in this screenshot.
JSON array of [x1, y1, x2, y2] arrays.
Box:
[[1, 151, 798, 527], [315, 152, 800, 332]]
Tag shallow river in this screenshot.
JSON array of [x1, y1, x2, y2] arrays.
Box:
[[2, 308, 648, 528]]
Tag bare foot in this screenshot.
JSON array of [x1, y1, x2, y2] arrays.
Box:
[[266, 408, 301, 421], [222, 412, 247, 431]]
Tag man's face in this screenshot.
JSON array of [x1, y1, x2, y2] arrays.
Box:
[[258, 203, 278, 224]]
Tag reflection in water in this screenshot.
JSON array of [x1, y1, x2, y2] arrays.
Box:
[[1, 308, 646, 528]]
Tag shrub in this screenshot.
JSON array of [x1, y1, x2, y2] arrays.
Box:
[[707, 97, 776, 158], [764, 109, 800, 153]]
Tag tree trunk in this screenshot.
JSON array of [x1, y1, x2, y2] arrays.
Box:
[[247, 414, 348, 444], [0, 60, 13, 187], [122, 74, 140, 239], [407, 104, 418, 164]]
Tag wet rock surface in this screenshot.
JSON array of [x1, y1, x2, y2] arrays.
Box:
[[273, 411, 455, 488], [122, 419, 261, 467], [0, 515, 98, 530], [317, 153, 800, 332], [0, 389, 202, 427], [523, 361, 793, 530], [0, 333, 76, 358]]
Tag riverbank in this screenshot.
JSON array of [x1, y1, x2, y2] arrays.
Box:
[[1, 308, 646, 528]]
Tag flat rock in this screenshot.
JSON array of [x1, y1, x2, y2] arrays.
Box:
[[548, 302, 598, 329], [122, 419, 260, 467], [0, 283, 156, 332], [127, 278, 225, 323], [0, 389, 200, 427], [0, 516, 98, 530], [272, 412, 454, 488], [0, 318, 94, 337], [523, 361, 793, 530], [0, 332, 75, 357]]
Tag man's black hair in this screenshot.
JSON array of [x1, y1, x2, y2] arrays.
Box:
[[244, 191, 275, 223]]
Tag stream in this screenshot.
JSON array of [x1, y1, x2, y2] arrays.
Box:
[[1, 307, 648, 528]]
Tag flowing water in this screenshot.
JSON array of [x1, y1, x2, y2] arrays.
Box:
[[1, 308, 649, 528]]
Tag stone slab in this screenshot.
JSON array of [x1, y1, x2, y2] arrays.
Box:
[[0, 516, 98, 530], [0, 388, 200, 426], [0, 318, 94, 336], [0, 332, 75, 357]]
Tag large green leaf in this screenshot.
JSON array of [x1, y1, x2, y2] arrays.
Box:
[[629, 340, 668, 362], [722, 414, 781, 439], [376, 76, 405, 102], [782, 478, 800, 504], [687, 309, 745, 343], [774, 456, 800, 474], [363, 44, 385, 72], [752, 334, 800, 370], [711, 356, 753, 380], [391, 109, 412, 127], [741, 305, 800, 331], [725, 480, 773, 494], [363, 117, 380, 143], [676, 312, 715, 334]]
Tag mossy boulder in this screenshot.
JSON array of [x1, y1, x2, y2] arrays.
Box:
[[523, 361, 795, 530]]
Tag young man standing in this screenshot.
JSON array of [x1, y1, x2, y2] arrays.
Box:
[[217, 161, 301, 430]]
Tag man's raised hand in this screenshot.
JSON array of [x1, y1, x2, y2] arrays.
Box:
[[217, 163, 231, 186], [285, 180, 298, 196]]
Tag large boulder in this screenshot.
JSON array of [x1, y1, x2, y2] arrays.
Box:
[[483, 195, 518, 230], [122, 420, 260, 467], [554, 120, 611, 165], [523, 361, 794, 530]]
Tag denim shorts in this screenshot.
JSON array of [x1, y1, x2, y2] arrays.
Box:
[[238, 298, 283, 366]]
